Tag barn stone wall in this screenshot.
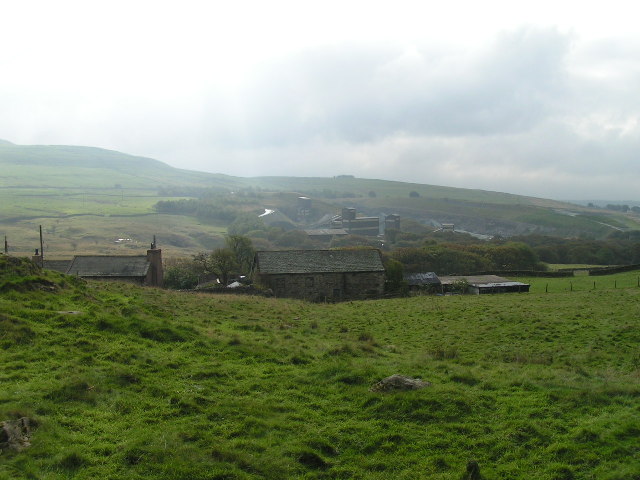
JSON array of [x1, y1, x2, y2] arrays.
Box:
[[259, 271, 385, 301]]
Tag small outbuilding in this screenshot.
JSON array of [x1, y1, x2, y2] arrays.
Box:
[[253, 249, 385, 301], [439, 275, 529, 294]]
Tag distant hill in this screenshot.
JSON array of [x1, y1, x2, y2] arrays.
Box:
[[1, 141, 639, 244], [0, 143, 170, 170], [0, 142, 241, 189], [0, 141, 552, 205]]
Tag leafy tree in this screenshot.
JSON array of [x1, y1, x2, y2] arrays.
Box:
[[228, 213, 266, 235], [193, 248, 238, 285], [451, 278, 469, 294], [383, 258, 406, 294], [225, 235, 255, 274], [273, 230, 318, 249], [164, 265, 199, 289], [474, 242, 540, 270], [208, 248, 238, 286], [329, 234, 381, 249], [163, 258, 202, 290]]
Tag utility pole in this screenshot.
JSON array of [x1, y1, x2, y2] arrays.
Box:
[[4, 235, 8, 254], [39, 225, 44, 267]]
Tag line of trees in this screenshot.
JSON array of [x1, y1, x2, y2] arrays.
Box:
[[154, 199, 239, 222], [511, 233, 640, 265], [391, 241, 543, 275]]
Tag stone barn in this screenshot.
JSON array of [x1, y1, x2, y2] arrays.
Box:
[[253, 249, 385, 301], [64, 248, 164, 287]]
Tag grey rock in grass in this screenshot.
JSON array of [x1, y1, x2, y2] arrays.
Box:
[[370, 374, 431, 392], [461, 460, 482, 480], [0, 417, 33, 452]]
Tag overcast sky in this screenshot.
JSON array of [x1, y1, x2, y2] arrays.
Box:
[[1, 0, 639, 200]]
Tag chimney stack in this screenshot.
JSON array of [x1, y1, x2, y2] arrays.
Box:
[[32, 248, 43, 267], [146, 237, 163, 287]]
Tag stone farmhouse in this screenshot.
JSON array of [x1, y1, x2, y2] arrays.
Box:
[[252, 249, 386, 301]]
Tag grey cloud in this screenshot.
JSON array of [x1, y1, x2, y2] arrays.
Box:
[[207, 27, 572, 147]]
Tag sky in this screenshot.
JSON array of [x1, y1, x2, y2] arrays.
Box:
[[1, 0, 639, 201]]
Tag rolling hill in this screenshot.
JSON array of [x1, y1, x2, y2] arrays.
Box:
[[1, 141, 639, 257]]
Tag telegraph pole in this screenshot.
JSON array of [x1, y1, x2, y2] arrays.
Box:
[[39, 225, 44, 267]]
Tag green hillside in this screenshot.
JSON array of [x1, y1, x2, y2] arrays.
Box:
[[0, 142, 240, 189], [1, 256, 639, 479], [2, 141, 639, 258]]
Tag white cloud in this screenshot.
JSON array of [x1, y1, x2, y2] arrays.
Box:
[[1, 1, 640, 200]]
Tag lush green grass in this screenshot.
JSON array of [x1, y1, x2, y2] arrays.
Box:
[[517, 270, 640, 293], [1, 257, 639, 479]]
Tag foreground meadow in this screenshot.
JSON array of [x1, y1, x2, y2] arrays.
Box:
[[1, 260, 639, 479]]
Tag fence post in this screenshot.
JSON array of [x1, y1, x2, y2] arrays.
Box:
[[545, 283, 548, 293], [593, 281, 596, 290], [570, 281, 573, 292]]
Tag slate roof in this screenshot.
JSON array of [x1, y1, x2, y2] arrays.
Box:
[[66, 255, 150, 277], [255, 249, 385, 274], [404, 272, 441, 285]]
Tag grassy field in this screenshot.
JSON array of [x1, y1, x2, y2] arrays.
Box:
[[1, 257, 639, 479], [3, 213, 228, 258], [517, 270, 640, 294], [0, 186, 230, 257], [0, 188, 170, 218]]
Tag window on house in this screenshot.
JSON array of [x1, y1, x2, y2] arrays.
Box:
[[305, 277, 314, 287]]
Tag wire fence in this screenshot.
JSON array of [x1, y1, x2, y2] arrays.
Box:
[[521, 275, 640, 294]]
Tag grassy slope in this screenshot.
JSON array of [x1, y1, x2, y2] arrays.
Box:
[[0, 143, 237, 189], [1, 257, 639, 479], [2, 142, 640, 251]]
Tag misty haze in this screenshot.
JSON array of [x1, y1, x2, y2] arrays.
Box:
[[2, 2, 640, 479]]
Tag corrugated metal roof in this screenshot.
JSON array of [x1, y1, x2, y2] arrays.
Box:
[[439, 275, 529, 288], [304, 229, 349, 236], [256, 249, 384, 274], [404, 272, 441, 285], [66, 255, 150, 277]]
